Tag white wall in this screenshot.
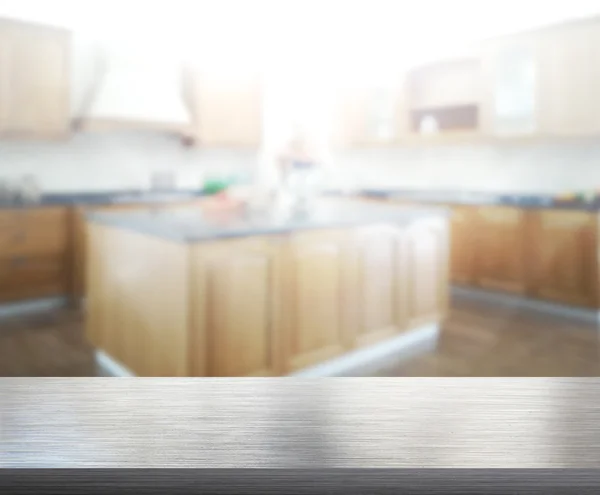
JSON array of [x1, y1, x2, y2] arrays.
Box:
[[334, 140, 600, 193], [2, 132, 598, 194], [0, 132, 256, 192]]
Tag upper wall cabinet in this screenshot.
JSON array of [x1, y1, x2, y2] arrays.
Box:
[[407, 59, 482, 135], [537, 19, 600, 136], [0, 18, 70, 139], [332, 79, 408, 148], [480, 36, 539, 136], [187, 70, 263, 148]]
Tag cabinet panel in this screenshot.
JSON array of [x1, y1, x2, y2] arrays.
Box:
[[0, 256, 67, 302], [537, 21, 600, 135], [0, 19, 70, 138], [333, 82, 408, 147], [191, 238, 281, 377], [191, 72, 262, 147], [0, 207, 70, 302], [350, 225, 406, 348], [531, 211, 598, 307], [283, 230, 349, 373], [0, 22, 10, 131], [405, 218, 449, 328], [0, 207, 69, 259], [449, 205, 476, 285], [474, 206, 527, 293], [409, 59, 482, 109], [481, 37, 538, 136]]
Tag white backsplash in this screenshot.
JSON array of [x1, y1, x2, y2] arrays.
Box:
[[1, 133, 600, 194], [0, 131, 257, 192], [333, 139, 600, 193]]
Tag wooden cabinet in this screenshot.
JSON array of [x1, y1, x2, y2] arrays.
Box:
[[282, 230, 350, 373], [189, 71, 262, 147], [87, 211, 451, 376], [0, 18, 70, 138], [473, 206, 528, 294], [480, 36, 539, 136], [530, 211, 599, 307], [190, 237, 282, 377], [537, 20, 600, 136], [449, 206, 476, 285], [72, 200, 204, 300], [444, 201, 600, 308], [349, 225, 406, 349], [333, 82, 408, 147], [405, 217, 449, 327], [0, 207, 70, 302]]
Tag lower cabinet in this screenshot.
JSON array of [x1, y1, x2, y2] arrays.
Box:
[[281, 230, 351, 373], [473, 206, 528, 294], [188, 218, 450, 376], [529, 210, 599, 308], [191, 237, 282, 377], [349, 225, 407, 349], [0, 207, 70, 303], [348, 219, 449, 349], [447, 204, 600, 308], [405, 217, 450, 327], [449, 206, 477, 285]]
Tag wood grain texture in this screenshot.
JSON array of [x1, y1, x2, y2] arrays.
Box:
[[474, 206, 528, 294], [72, 201, 204, 300], [530, 210, 599, 308], [442, 202, 600, 309], [449, 205, 476, 285], [86, 216, 449, 377], [86, 224, 190, 377], [281, 230, 351, 373], [405, 217, 450, 328], [349, 225, 407, 349], [0, 18, 70, 138], [0, 207, 71, 302], [190, 237, 282, 377]]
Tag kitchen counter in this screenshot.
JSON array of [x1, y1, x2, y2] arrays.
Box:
[[86, 199, 450, 377], [356, 189, 600, 210], [86, 199, 450, 243], [0, 189, 205, 208]]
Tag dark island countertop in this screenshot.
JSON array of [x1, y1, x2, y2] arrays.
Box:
[[354, 189, 600, 211], [87, 199, 449, 243], [2, 187, 598, 211]]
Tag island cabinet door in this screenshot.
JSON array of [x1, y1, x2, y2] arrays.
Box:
[[404, 217, 450, 329], [473, 206, 528, 294], [529, 211, 599, 308], [347, 225, 408, 349], [281, 230, 353, 374], [190, 237, 283, 377]]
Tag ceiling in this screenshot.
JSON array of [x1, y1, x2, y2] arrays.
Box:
[[2, 0, 600, 36], [2, 0, 600, 70]]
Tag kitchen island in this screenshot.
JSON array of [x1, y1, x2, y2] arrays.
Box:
[[86, 199, 450, 377], [359, 189, 600, 318]]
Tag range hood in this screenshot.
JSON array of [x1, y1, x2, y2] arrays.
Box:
[[77, 48, 194, 134]]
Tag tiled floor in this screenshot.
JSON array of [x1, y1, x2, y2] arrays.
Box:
[[0, 295, 599, 377]]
